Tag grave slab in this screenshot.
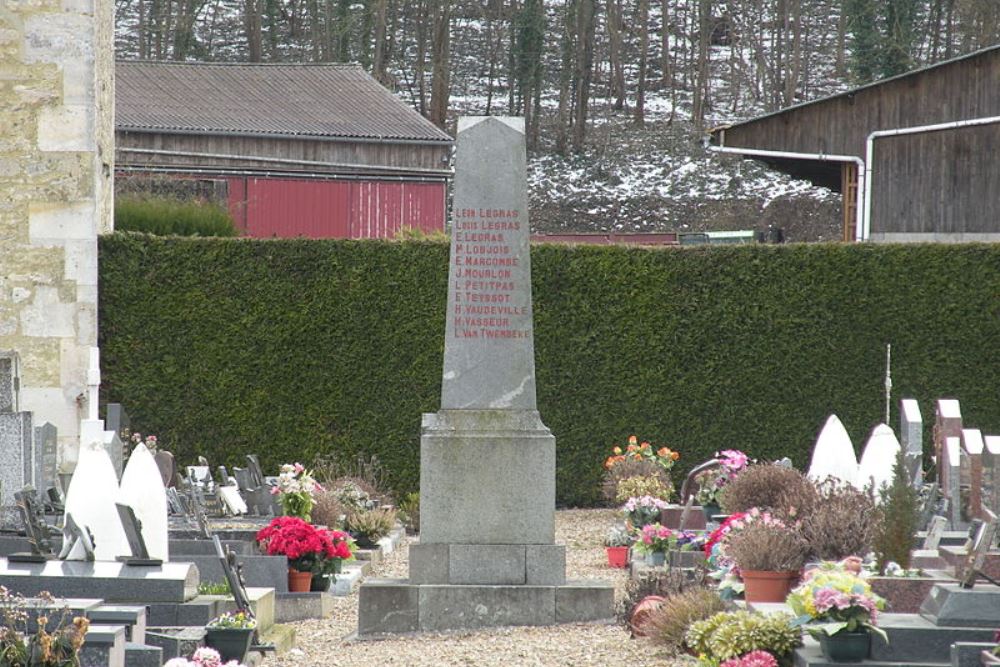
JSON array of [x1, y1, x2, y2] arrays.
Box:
[[0, 559, 198, 602], [80, 624, 126, 667], [920, 583, 1000, 626]]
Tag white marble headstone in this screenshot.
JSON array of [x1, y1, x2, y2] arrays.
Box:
[[807, 414, 859, 487], [946, 436, 962, 527], [858, 423, 901, 500], [62, 440, 129, 560], [119, 443, 169, 561]]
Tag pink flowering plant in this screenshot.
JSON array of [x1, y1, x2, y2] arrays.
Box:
[[720, 650, 779, 667], [695, 449, 750, 506], [622, 495, 669, 528], [164, 646, 246, 667], [786, 565, 887, 642], [633, 523, 675, 555]]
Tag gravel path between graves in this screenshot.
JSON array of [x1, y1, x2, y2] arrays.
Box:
[[264, 509, 693, 667]]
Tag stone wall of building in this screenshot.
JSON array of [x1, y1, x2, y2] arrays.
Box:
[[0, 0, 114, 470]]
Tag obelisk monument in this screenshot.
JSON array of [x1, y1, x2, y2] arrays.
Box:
[[358, 117, 613, 634]]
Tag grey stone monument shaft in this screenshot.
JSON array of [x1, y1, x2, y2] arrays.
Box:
[[357, 117, 613, 635]]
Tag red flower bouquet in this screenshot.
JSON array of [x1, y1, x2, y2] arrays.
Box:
[[256, 516, 354, 574]]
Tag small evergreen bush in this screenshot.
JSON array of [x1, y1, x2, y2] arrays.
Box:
[[874, 449, 920, 571]]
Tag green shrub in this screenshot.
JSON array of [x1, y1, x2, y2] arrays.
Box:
[[98, 236, 1000, 505], [114, 196, 237, 236], [874, 449, 920, 571], [686, 610, 802, 664]]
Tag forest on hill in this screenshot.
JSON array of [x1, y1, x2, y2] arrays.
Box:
[[113, 0, 1000, 240]]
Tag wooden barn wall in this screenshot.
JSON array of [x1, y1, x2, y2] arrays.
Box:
[[871, 124, 1000, 235], [722, 49, 1000, 158], [116, 132, 451, 173]]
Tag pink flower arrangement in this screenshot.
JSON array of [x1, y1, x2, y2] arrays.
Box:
[[721, 650, 778, 667], [164, 647, 245, 667], [635, 523, 674, 554]]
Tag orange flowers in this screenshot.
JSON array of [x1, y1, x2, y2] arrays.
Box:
[[605, 435, 680, 472]]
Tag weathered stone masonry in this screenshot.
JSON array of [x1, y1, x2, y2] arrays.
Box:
[[0, 0, 113, 469]]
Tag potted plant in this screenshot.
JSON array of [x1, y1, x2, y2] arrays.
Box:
[[623, 495, 670, 530], [164, 646, 248, 667], [695, 449, 750, 519], [602, 436, 679, 504], [345, 507, 397, 548], [204, 611, 256, 663], [787, 565, 888, 662], [633, 523, 675, 567], [728, 515, 809, 602], [604, 525, 633, 568], [685, 609, 802, 666], [256, 516, 337, 592], [309, 529, 355, 592], [271, 462, 321, 522]]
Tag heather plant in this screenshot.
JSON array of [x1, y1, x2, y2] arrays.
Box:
[[803, 480, 880, 561], [313, 453, 393, 504], [310, 489, 348, 529], [397, 492, 420, 534], [643, 588, 728, 650], [617, 566, 711, 626], [719, 464, 818, 519], [727, 522, 809, 572], [874, 450, 920, 571], [345, 507, 397, 544], [601, 457, 670, 504]]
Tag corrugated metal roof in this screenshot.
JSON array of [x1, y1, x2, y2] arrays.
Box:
[[116, 61, 453, 144]]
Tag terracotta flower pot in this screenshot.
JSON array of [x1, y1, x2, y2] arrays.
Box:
[[606, 546, 629, 568], [629, 595, 664, 636], [741, 569, 799, 602], [288, 568, 312, 592]]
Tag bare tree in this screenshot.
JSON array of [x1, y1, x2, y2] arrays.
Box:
[[428, 0, 452, 128], [634, 0, 649, 125]]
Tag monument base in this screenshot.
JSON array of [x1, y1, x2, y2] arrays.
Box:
[[357, 579, 615, 635], [920, 583, 1000, 626]]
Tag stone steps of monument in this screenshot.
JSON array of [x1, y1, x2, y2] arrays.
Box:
[[123, 642, 162, 667], [81, 624, 127, 667], [146, 587, 274, 631], [793, 637, 949, 667], [259, 622, 296, 655]]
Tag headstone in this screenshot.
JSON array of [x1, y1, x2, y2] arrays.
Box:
[[0, 353, 16, 413], [900, 399, 923, 487], [857, 423, 901, 500], [105, 403, 130, 440], [922, 515, 948, 550], [984, 435, 1000, 517], [961, 429, 985, 521], [154, 450, 177, 488], [103, 430, 125, 481], [11, 488, 57, 562], [0, 408, 33, 525], [59, 513, 96, 561], [807, 414, 859, 487], [218, 484, 248, 516], [960, 509, 999, 589], [115, 503, 162, 566], [213, 535, 253, 616], [62, 440, 129, 561], [188, 485, 213, 539], [358, 117, 613, 635], [119, 443, 169, 561], [165, 488, 187, 516], [946, 436, 963, 528], [34, 422, 59, 496], [935, 399, 963, 497]]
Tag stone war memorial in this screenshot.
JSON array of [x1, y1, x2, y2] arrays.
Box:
[[357, 117, 614, 635]]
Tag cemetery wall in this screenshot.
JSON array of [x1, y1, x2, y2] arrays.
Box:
[[0, 0, 114, 467], [98, 235, 1000, 505]]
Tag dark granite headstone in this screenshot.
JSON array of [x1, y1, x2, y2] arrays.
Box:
[[11, 487, 56, 562], [115, 503, 162, 566], [105, 403, 130, 439], [0, 353, 16, 413], [213, 535, 273, 654], [154, 450, 177, 488], [34, 422, 58, 495]]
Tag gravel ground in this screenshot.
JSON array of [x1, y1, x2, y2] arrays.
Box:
[[264, 509, 692, 667]]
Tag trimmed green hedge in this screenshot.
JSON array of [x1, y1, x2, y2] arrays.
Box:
[[115, 196, 237, 237], [99, 234, 1000, 506]]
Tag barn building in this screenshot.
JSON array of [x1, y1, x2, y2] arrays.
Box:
[[115, 61, 453, 238], [708, 45, 1000, 242]]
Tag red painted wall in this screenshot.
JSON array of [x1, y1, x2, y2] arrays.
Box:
[[228, 176, 446, 239]]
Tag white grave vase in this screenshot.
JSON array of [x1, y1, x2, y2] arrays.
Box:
[[858, 423, 902, 500], [807, 414, 859, 487], [63, 440, 130, 560], [120, 443, 170, 561]]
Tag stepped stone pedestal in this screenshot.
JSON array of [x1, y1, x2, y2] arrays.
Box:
[[357, 117, 613, 635]]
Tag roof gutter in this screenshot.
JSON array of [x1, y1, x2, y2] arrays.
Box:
[[709, 129, 867, 241], [863, 115, 1000, 240], [117, 147, 454, 177], [117, 164, 447, 184], [117, 126, 453, 147]]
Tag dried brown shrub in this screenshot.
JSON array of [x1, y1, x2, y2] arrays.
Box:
[[727, 522, 810, 571], [643, 588, 728, 651], [311, 489, 347, 529], [802, 479, 881, 561], [617, 565, 710, 627], [313, 453, 393, 503], [602, 458, 671, 504], [718, 464, 819, 519]]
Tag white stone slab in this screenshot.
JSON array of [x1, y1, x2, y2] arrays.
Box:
[[218, 485, 247, 516], [858, 423, 901, 499], [938, 399, 962, 419], [807, 414, 859, 487], [119, 443, 169, 561], [962, 429, 985, 455]]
